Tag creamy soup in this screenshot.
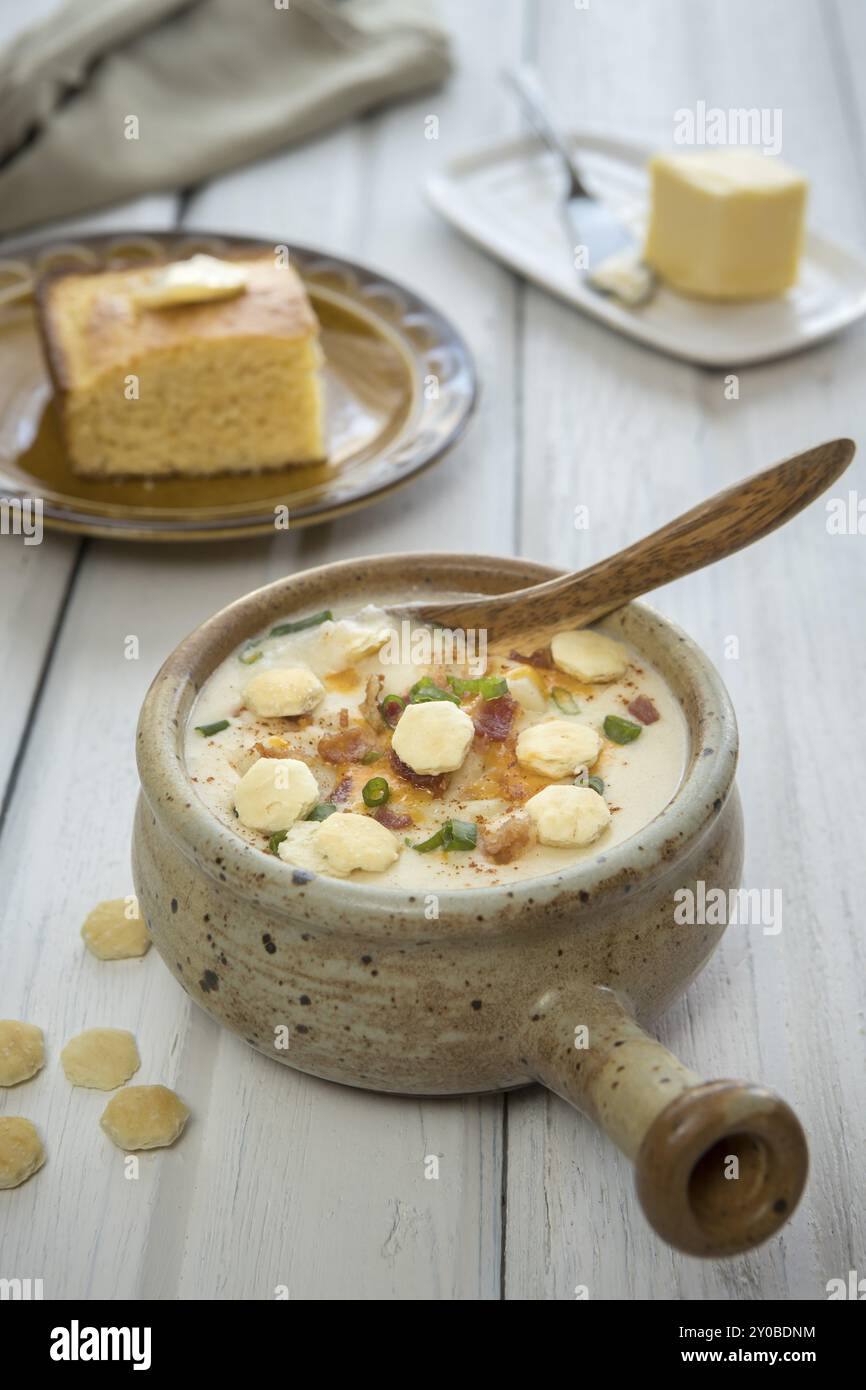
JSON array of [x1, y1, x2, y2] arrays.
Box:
[[184, 605, 688, 889]]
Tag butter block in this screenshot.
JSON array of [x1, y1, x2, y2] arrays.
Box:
[[644, 151, 808, 300]]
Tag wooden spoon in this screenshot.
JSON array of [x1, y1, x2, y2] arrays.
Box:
[[406, 438, 855, 644]]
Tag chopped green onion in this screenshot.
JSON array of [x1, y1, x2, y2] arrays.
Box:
[[413, 826, 446, 853], [306, 803, 338, 821], [239, 645, 263, 665], [362, 777, 390, 808], [268, 829, 289, 855], [360, 748, 382, 765], [604, 714, 642, 745], [443, 818, 477, 851], [480, 676, 508, 699], [413, 818, 477, 853], [195, 719, 230, 737], [575, 772, 605, 796], [379, 693, 406, 727], [552, 686, 580, 714], [447, 674, 508, 700], [407, 676, 460, 705], [269, 609, 332, 637]]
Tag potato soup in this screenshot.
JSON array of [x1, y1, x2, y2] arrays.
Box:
[[184, 605, 688, 889]]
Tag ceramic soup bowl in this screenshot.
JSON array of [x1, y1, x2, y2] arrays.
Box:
[[133, 553, 807, 1256]]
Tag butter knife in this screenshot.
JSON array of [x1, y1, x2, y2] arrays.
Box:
[[504, 66, 655, 307]]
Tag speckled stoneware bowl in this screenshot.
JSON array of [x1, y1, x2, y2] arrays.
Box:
[[133, 553, 808, 1257]]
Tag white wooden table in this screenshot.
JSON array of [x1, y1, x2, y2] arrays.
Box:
[[1, 0, 864, 1301]]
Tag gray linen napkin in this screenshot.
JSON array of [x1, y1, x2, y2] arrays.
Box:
[[0, 0, 451, 234]]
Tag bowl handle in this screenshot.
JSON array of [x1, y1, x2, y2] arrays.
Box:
[[523, 986, 808, 1256]]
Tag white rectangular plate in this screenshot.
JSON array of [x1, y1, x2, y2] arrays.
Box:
[[427, 130, 866, 367]]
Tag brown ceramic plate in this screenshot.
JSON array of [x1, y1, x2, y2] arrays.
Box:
[[0, 232, 477, 541]]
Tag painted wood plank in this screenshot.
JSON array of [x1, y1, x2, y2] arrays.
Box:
[[0, 0, 526, 1300], [0, 0, 185, 805], [0, 1, 186, 1301], [182, 0, 524, 571], [828, 0, 866, 222], [0, 191, 182, 805], [0, 541, 271, 1300], [506, 0, 866, 1300], [0, 537, 78, 806], [0, 0, 182, 814], [168, 0, 529, 1301]]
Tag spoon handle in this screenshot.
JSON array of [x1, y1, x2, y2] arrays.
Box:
[[554, 435, 855, 618], [415, 438, 855, 637]]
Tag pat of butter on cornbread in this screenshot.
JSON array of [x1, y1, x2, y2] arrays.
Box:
[[37, 253, 325, 478], [644, 150, 808, 300]]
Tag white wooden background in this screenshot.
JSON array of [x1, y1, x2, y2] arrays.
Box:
[[1, 0, 864, 1301]]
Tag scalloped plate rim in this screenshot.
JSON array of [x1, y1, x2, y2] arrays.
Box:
[[0, 230, 478, 541]]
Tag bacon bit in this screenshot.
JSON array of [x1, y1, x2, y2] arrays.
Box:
[[317, 727, 376, 764], [360, 673, 385, 730], [373, 805, 414, 831], [508, 647, 553, 670], [339, 707, 349, 729], [388, 748, 448, 797], [627, 695, 660, 725], [473, 693, 518, 742], [481, 809, 535, 864], [332, 774, 354, 804], [253, 739, 292, 759]]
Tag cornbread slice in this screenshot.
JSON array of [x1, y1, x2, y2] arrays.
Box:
[[37, 253, 325, 478]]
